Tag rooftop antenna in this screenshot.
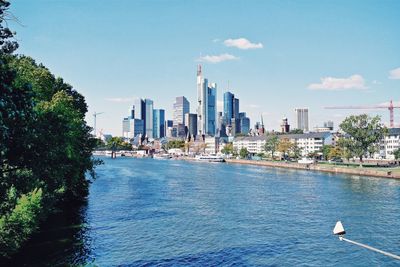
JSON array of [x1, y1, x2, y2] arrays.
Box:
[[333, 221, 400, 260], [93, 112, 104, 137]]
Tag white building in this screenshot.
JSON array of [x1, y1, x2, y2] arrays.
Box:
[[233, 132, 333, 157], [233, 136, 266, 155], [282, 132, 333, 156], [204, 136, 218, 155], [379, 128, 400, 160], [196, 65, 216, 136]]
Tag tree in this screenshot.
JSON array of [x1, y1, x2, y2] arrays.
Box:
[[0, 0, 18, 54], [328, 146, 343, 160], [264, 134, 279, 159], [221, 143, 234, 155], [277, 138, 293, 159], [339, 114, 387, 165], [322, 145, 332, 160], [393, 149, 400, 160], [290, 143, 302, 159], [106, 137, 132, 150], [239, 148, 249, 159], [289, 129, 304, 134]]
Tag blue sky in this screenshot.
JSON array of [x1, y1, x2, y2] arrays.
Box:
[[10, 0, 400, 135]]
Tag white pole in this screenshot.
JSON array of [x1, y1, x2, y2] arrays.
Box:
[[339, 236, 400, 260]]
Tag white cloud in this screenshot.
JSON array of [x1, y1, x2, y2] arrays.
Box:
[[308, 74, 367, 90], [105, 97, 137, 103], [197, 53, 239, 63], [389, 67, 400, 79], [223, 38, 263, 50]]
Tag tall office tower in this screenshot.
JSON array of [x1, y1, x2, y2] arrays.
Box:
[[207, 83, 217, 136], [122, 117, 130, 138], [153, 109, 165, 139], [223, 91, 234, 124], [144, 99, 154, 138], [295, 108, 309, 132], [134, 98, 145, 120], [185, 113, 198, 137], [129, 105, 135, 119], [241, 117, 250, 134], [281, 117, 290, 133], [173, 96, 190, 126], [129, 119, 144, 139], [323, 120, 334, 131], [216, 111, 225, 136], [197, 64, 208, 135], [233, 98, 239, 119]]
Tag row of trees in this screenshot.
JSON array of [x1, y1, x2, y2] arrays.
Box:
[[0, 1, 98, 258]]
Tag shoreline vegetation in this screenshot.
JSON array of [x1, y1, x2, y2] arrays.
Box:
[[1, 1, 98, 259]]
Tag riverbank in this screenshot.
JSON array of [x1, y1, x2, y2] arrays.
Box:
[[225, 159, 400, 179]]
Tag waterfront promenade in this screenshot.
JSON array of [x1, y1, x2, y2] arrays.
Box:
[[226, 159, 400, 179]]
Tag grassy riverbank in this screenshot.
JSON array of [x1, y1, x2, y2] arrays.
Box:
[[225, 159, 400, 179]]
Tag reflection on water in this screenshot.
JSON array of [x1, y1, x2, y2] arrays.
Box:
[[5, 157, 400, 266], [3, 202, 93, 266]]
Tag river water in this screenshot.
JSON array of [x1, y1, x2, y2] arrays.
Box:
[[8, 157, 400, 266]]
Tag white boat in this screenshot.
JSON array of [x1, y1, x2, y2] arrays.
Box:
[[298, 157, 314, 164], [153, 154, 172, 160], [195, 155, 225, 162]]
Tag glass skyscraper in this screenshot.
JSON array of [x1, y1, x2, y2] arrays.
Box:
[[144, 99, 154, 138], [173, 96, 190, 126], [207, 83, 217, 136], [223, 92, 234, 124], [153, 109, 165, 139]]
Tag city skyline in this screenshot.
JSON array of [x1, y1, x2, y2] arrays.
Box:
[[9, 0, 400, 136]]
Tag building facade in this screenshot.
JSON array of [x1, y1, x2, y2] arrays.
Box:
[[185, 113, 198, 137], [144, 99, 154, 138], [379, 128, 400, 160], [153, 109, 165, 139], [207, 83, 217, 136], [173, 96, 190, 126], [295, 108, 309, 132]]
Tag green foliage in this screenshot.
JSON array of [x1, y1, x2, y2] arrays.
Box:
[[164, 140, 185, 150], [0, 188, 42, 257], [239, 147, 249, 159], [264, 134, 279, 159], [289, 129, 304, 134], [106, 137, 132, 150], [221, 143, 233, 155], [277, 138, 293, 159], [322, 145, 332, 160], [393, 149, 400, 160], [0, 4, 98, 256], [339, 114, 387, 163]]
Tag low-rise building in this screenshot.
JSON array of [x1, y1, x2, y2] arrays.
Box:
[[233, 136, 266, 155], [379, 128, 400, 160], [280, 132, 333, 157]]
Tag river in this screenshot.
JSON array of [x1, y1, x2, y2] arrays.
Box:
[[8, 157, 400, 266]]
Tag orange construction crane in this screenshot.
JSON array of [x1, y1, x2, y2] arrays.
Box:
[[325, 100, 400, 128]]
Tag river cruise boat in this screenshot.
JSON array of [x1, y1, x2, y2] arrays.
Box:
[[195, 155, 225, 162], [153, 154, 172, 160]]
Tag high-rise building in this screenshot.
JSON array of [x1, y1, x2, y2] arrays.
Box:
[[153, 109, 165, 139], [134, 98, 145, 120], [295, 108, 309, 132], [144, 99, 154, 138], [129, 105, 135, 119], [241, 117, 250, 134], [207, 83, 217, 136], [281, 117, 290, 133], [173, 96, 190, 126], [233, 98, 239, 119], [223, 92, 234, 124], [122, 117, 130, 138], [129, 119, 144, 139], [197, 65, 216, 136], [185, 113, 197, 137]]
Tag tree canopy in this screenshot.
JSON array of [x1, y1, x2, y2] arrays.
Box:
[[0, 1, 98, 257], [339, 114, 387, 164]]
